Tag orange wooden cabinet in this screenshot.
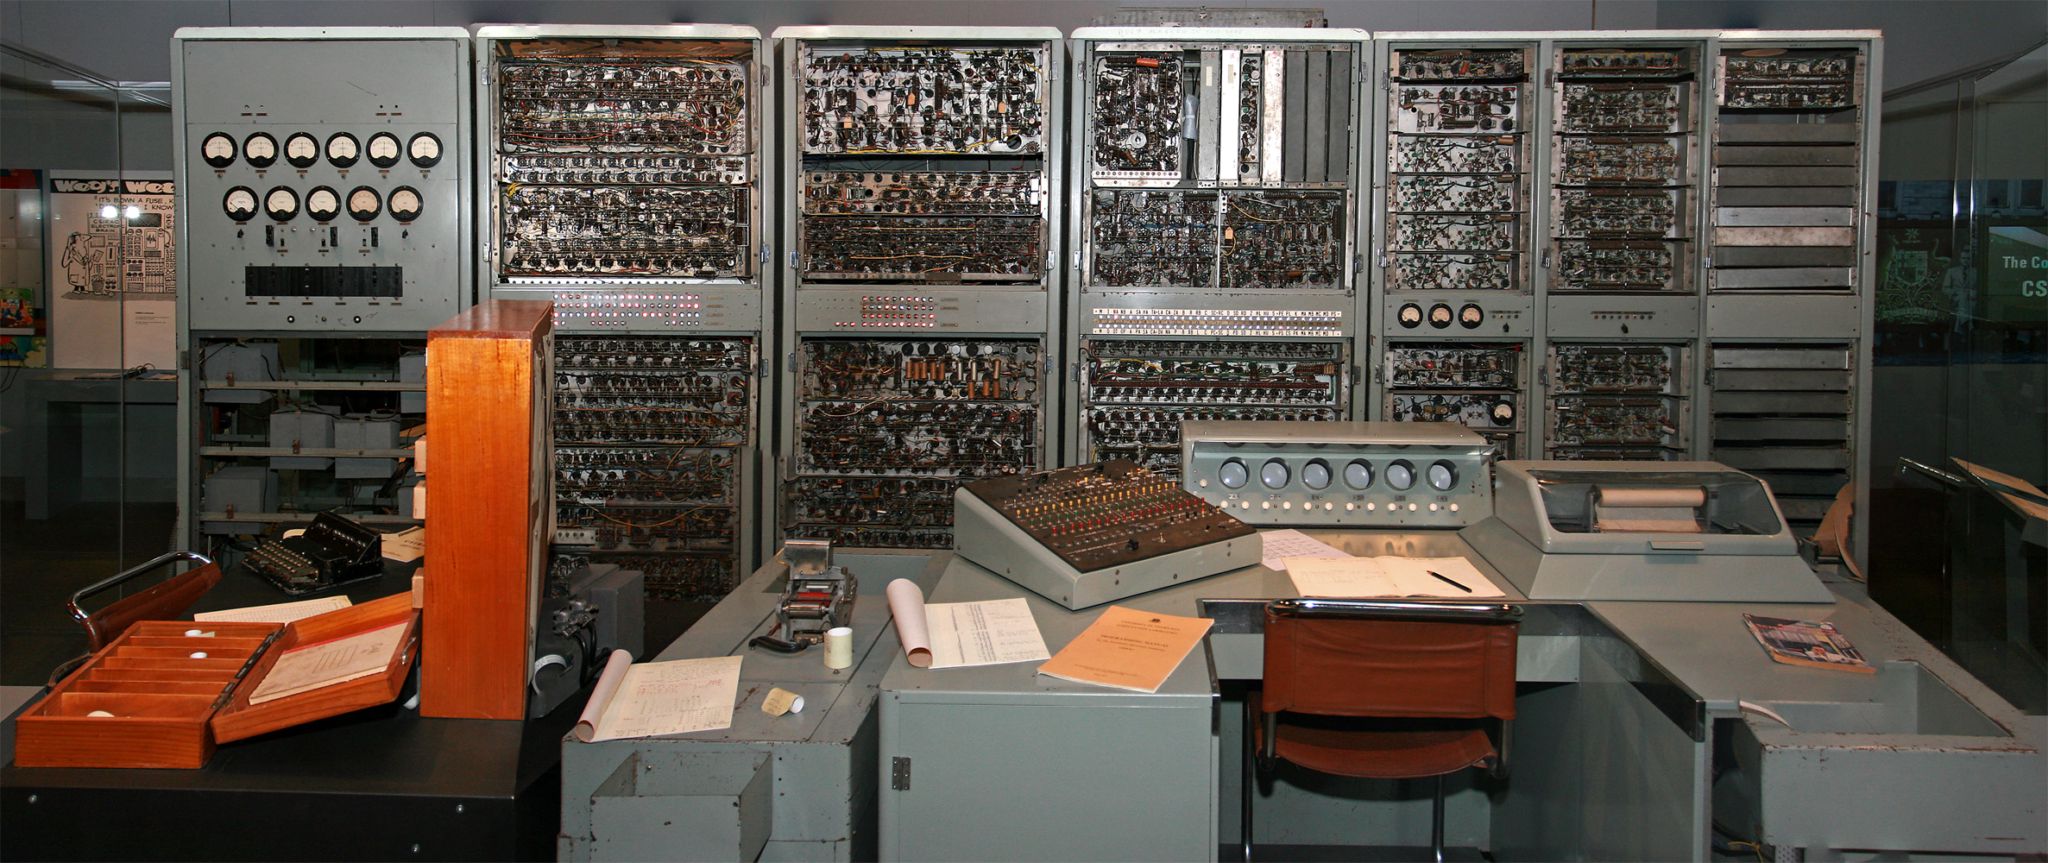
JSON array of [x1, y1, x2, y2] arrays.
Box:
[[421, 300, 554, 719]]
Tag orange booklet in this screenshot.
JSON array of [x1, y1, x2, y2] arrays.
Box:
[[1037, 606, 1212, 694]]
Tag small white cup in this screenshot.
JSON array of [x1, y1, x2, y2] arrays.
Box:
[[824, 626, 854, 670]]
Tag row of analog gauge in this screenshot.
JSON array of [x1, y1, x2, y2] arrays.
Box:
[[200, 131, 442, 171], [1396, 302, 1487, 330], [1209, 457, 1460, 493], [222, 185, 423, 223]]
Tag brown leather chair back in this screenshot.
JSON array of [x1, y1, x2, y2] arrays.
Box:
[[1262, 600, 1520, 721]]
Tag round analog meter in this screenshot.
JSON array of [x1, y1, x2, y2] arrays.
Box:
[[407, 132, 442, 168], [387, 186, 422, 222], [242, 132, 278, 168], [1427, 460, 1458, 492], [1385, 459, 1416, 491], [1343, 460, 1374, 490], [284, 133, 319, 169], [222, 186, 257, 221], [365, 133, 402, 169], [325, 132, 360, 168], [306, 186, 341, 222], [1301, 459, 1331, 490], [1397, 303, 1423, 328], [263, 186, 299, 221], [346, 186, 381, 221], [1259, 459, 1290, 490], [1218, 458, 1248, 490], [201, 132, 237, 169], [1428, 303, 1454, 329], [1490, 401, 1516, 426], [1459, 303, 1484, 328]]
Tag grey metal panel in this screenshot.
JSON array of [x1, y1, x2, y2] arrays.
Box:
[[1712, 245, 1857, 267], [1710, 369, 1851, 390], [1745, 471, 1852, 497], [1712, 186, 1856, 207], [1284, 49, 1307, 181], [1261, 50, 1285, 185], [1713, 146, 1856, 166], [1714, 207, 1853, 227], [1717, 166, 1857, 187], [1705, 295, 1862, 339], [1303, 49, 1328, 184], [587, 751, 773, 863], [1710, 417, 1851, 441], [1712, 447, 1851, 470], [1327, 50, 1352, 183], [1218, 48, 1242, 182], [1715, 123, 1860, 144], [1711, 391, 1850, 413], [1197, 49, 1222, 183], [1711, 346, 1852, 370], [1713, 226, 1856, 247], [1711, 267, 1854, 289]]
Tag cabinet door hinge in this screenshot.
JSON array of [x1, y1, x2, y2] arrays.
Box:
[[890, 756, 911, 791]]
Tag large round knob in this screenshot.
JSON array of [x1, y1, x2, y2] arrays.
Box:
[[1260, 459, 1290, 489], [1219, 459, 1249, 489], [1386, 459, 1416, 491], [1428, 460, 1458, 492], [1301, 459, 1331, 490], [1343, 460, 1374, 490]]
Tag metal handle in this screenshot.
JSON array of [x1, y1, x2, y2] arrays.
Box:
[[1895, 457, 1967, 489], [1268, 598, 1522, 623], [66, 550, 215, 631]]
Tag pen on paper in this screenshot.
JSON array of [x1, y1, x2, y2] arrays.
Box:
[[1427, 570, 1472, 593]]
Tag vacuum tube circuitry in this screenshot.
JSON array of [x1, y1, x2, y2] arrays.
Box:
[[777, 26, 1063, 550]]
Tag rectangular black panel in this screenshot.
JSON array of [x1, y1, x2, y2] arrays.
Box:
[[244, 265, 402, 298]]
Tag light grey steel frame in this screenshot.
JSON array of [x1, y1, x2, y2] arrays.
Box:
[[472, 23, 774, 586], [1064, 26, 1372, 465], [772, 26, 1066, 554], [172, 26, 475, 550]]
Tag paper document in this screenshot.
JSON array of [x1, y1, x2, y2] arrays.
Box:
[[573, 652, 745, 742], [1259, 529, 1351, 572], [194, 595, 352, 624], [1285, 555, 1504, 598], [886, 579, 1049, 669], [1953, 458, 2047, 501], [246, 620, 409, 704], [381, 526, 425, 563], [1037, 606, 1212, 694]]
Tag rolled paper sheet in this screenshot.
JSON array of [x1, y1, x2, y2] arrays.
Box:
[[762, 687, 805, 716], [885, 579, 933, 668], [824, 626, 854, 670], [1594, 485, 1706, 508], [572, 649, 635, 743]]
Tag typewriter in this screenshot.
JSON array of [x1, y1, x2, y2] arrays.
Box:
[[242, 512, 386, 595]]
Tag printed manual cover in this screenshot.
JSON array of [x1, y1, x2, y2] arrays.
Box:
[[1743, 614, 1874, 673]]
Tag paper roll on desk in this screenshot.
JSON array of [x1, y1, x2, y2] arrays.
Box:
[[574, 651, 636, 742], [885, 579, 1050, 670], [1593, 485, 1706, 534], [886, 580, 935, 668]]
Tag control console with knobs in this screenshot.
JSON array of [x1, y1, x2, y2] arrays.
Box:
[[1180, 421, 1494, 528]]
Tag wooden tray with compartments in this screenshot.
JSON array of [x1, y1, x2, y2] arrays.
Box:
[[13, 593, 418, 769]]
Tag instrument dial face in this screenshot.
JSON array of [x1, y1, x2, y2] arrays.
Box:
[[1260, 459, 1290, 490], [387, 186, 422, 222], [1427, 460, 1458, 492], [1428, 303, 1454, 328], [1386, 460, 1416, 491], [242, 132, 278, 168], [347, 186, 382, 221], [326, 132, 360, 168], [1301, 460, 1331, 490], [306, 186, 341, 222], [407, 132, 442, 167], [1219, 458, 1249, 489], [1459, 303, 1484, 328], [201, 132, 237, 168], [284, 133, 318, 168], [263, 186, 299, 221], [1491, 401, 1516, 426], [222, 186, 257, 221], [1343, 460, 1374, 490], [366, 133, 401, 168], [1398, 303, 1423, 328]]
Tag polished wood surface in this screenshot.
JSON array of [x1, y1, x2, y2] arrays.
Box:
[[211, 593, 419, 743], [85, 563, 224, 651], [421, 300, 553, 719]]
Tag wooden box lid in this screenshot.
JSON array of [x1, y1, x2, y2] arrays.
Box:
[[13, 593, 418, 769]]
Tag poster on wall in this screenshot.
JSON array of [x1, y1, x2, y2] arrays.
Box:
[[46, 172, 176, 370], [1, 169, 47, 367]]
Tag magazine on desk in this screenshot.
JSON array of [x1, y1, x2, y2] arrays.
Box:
[[1743, 614, 1874, 673]]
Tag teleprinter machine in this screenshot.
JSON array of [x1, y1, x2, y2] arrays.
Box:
[[1461, 460, 1832, 603]]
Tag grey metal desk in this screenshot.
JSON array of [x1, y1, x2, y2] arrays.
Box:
[[876, 530, 2047, 862]]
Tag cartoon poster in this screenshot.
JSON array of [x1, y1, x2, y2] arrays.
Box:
[[46, 172, 176, 369], [0, 169, 45, 368]]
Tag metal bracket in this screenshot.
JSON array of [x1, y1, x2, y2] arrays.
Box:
[[890, 756, 911, 791]]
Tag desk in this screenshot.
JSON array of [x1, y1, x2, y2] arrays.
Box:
[[23, 371, 177, 519], [877, 530, 2047, 862], [1, 562, 573, 862]]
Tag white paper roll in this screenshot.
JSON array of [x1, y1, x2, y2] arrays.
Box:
[[885, 579, 934, 668], [824, 626, 854, 670], [1594, 485, 1706, 508], [572, 649, 635, 743]]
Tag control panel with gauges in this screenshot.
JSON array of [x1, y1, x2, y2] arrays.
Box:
[[1180, 420, 1494, 528], [174, 28, 471, 332]]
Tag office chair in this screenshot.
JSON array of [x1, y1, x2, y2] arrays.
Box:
[[1245, 598, 1522, 863]]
